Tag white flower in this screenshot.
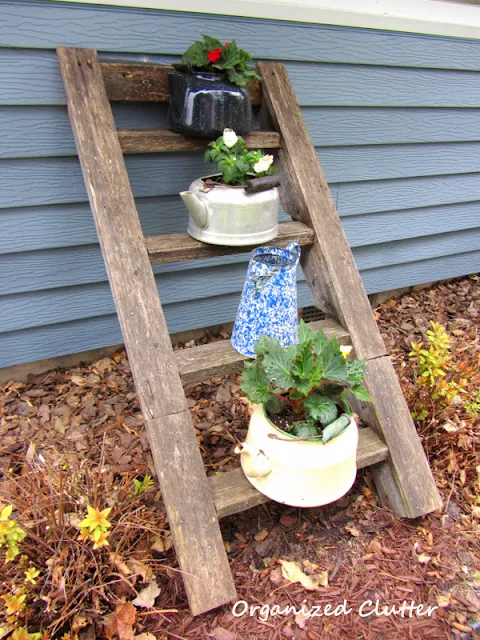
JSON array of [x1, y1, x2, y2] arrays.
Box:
[[253, 154, 274, 174], [222, 128, 238, 148], [340, 345, 353, 359]]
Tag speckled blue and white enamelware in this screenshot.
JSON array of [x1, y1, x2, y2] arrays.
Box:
[[231, 242, 301, 357]]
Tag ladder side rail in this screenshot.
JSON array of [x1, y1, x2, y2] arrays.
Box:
[[258, 61, 442, 518], [56, 46, 236, 614]]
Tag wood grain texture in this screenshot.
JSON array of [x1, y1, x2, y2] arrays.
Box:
[[260, 61, 441, 518], [4, 1, 480, 70], [56, 46, 185, 420], [5, 50, 480, 108], [118, 129, 280, 153], [102, 62, 262, 104], [258, 61, 387, 361], [210, 427, 389, 518], [5, 105, 480, 159], [146, 222, 314, 265], [146, 413, 236, 614], [351, 356, 442, 517], [57, 46, 236, 614], [175, 318, 351, 385]]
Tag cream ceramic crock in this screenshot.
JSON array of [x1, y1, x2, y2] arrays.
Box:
[[235, 403, 358, 508]]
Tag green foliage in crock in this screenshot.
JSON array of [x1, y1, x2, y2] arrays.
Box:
[[204, 129, 276, 186], [241, 320, 372, 443], [182, 35, 260, 87]]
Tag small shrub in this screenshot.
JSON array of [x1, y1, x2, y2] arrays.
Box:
[[409, 321, 468, 422]]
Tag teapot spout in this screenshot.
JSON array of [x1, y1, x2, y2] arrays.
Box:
[[235, 442, 272, 478], [180, 191, 210, 229]]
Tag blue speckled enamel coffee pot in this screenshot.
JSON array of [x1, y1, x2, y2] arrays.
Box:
[[231, 242, 301, 357]]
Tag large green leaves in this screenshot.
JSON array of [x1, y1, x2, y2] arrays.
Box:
[[304, 393, 338, 426], [294, 422, 320, 438], [347, 359, 366, 385], [316, 337, 348, 382], [351, 384, 372, 402], [263, 342, 296, 389], [241, 360, 272, 404]]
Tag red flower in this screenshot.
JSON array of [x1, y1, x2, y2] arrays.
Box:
[[207, 47, 222, 63], [224, 42, 230, 47]]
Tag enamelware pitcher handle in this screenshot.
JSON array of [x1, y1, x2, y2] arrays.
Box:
[[286, 242, 301, 266]]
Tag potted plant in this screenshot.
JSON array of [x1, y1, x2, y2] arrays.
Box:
[[180, 128, 280, 246], [235, 321, 372, 507], [168, 35, 259, 138]]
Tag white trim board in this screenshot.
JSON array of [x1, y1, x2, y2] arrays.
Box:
[[50, 0, 480, 39]]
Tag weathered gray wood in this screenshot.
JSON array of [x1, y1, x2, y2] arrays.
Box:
[[101, 62, 262, 104], [118, 129, 280, 154], [258, 61, 387, 362], [176, 318, 350, 386], [146, 222, 314, 265], [259, 61, 441, 518], [210, 427, 389, 518], [350, 355, 442, 517], [57, 46, 236, 615], [147, 413, 236, 614]]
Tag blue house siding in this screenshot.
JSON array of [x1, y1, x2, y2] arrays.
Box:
[[0, 0, 479, 368]]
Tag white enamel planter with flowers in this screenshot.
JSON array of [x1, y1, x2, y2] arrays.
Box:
[[180, 129, 280, 246], [235, 323, 372, 508]]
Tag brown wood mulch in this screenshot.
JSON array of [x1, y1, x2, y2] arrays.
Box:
[[0, 275, 479, 640]]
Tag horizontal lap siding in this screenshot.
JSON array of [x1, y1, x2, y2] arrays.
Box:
[[0, 1, 479, 367]]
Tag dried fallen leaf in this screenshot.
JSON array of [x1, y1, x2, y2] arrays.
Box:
[[436, 593, 451, 608], [344, 523, 361, 537], [254, 528, 269, 542], [132, 580, 160, 609], [280, 560, 328, 590], [471, 506, 480, 519], [295, 610, 310, 629], [104, 602, 136, 640], [210, 627, 236, 640], [128, 558, 152, 583], [135, 634, 156, 640], [279, 513, 297, 528], [110, 552, 132, 577]]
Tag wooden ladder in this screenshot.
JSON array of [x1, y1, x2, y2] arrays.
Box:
[[57, 47, 442, 616]]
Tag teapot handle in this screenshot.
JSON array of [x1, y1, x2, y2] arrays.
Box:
[[286, 242, 301, 265]]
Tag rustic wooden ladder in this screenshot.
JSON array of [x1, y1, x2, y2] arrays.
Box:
[[57, 47, 442, 616]]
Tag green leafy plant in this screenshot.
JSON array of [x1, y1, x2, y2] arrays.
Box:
[[0, 504, 26, 562], [408, 321, 468, 422], [241, 320, 371, 443], [131, 474, 154, 496], [181, 35, 260, 86], [204, 129, 276, 186], [464, 389, 480, 418]]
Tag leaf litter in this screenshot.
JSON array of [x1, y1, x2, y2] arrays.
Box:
[[0, 277, 479, 639]]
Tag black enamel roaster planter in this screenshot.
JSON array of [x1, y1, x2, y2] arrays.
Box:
[[167, 66, 253, 139]]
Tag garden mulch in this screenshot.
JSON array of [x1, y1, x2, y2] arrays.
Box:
[[0, 275, 479, 640]]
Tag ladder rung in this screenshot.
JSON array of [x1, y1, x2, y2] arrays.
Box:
[[146, 221, 314, 265], [101, 62, 262, 104], [175, 318, 350, 386], [118, 129, 281, 154], [209, 427, 389, 518]]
